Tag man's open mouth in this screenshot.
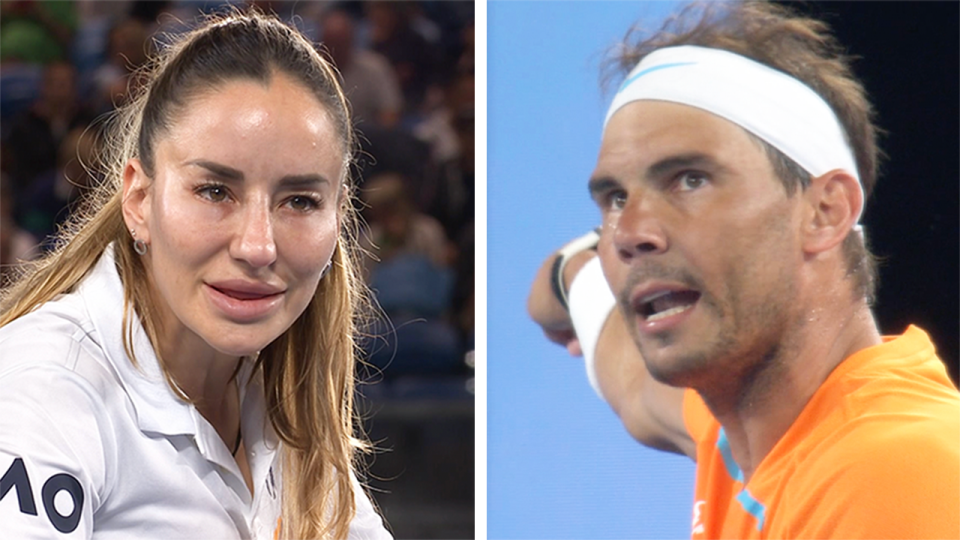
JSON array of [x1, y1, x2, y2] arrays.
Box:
[[638, 290, 701, 321]]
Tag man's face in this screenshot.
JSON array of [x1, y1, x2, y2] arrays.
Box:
[[590, 101, 805, 389]]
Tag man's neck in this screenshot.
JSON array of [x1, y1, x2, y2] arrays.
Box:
[[700, 302, 882, 483]]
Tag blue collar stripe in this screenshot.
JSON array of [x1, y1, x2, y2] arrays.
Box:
[[736, 489, 767, 532], [717, 428, 768, 532], [716, 428, 745, 483], [617, 62, 697, 93]]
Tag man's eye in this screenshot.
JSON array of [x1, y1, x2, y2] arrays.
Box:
[[676, 172, 708, 192], [609, 190, 627, 210]]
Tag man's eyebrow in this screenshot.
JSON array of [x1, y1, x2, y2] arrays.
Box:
[[589, 152, 729, 199], [646, 153, 725, 178], [588, 176, 620, 199], [187, 160, 330, 188]]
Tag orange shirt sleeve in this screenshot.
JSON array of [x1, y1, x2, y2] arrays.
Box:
[[784, 420, 960, 539]]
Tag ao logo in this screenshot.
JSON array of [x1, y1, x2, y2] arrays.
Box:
[[1, 458, 84, 533], [691, 500, 706, 535]]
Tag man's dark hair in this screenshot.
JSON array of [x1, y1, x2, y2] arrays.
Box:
[[607, 1, 881, 303]]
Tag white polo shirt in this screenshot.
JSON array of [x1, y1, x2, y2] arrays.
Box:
[[0, 247, 391, 539]]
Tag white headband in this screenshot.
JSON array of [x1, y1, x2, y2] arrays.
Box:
[[605, 45, 863, 224]]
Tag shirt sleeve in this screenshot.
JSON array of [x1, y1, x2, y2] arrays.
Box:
[[0, 363, 113, 539], [347, 473, 393, 540], [786, 419, 960, 539]]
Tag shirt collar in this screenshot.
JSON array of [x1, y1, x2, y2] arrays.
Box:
[[79, 245, 280, 478], [78, 244, 197, 437]]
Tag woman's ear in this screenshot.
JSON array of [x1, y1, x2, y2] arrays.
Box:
[[122, 158, 152, 244], [801, 169, 863, 256]]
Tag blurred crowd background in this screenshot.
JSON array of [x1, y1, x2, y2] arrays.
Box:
[[0, 0, 475, 537]]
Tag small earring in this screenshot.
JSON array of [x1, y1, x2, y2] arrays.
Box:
[[131, 229, 147, 255], [320, 261, 332, 279]]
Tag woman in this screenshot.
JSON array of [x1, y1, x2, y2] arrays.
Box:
[[0, 11, 391, 540]]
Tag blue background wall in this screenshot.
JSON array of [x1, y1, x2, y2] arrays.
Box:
[[487, 2, 695, 538]]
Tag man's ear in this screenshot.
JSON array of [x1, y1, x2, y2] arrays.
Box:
[[801, 169, 863, 255], [122, 158, 152, 244]]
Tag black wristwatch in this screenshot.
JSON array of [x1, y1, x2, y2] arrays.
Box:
[[550, 228, 601, 311]]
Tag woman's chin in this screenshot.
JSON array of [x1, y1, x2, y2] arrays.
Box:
[[208, 336, 273, 359]]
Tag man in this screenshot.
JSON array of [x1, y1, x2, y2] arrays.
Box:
[[528, 2, 960, 538]]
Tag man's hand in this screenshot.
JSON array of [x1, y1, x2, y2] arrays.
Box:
[[527, 247, 597, 356]]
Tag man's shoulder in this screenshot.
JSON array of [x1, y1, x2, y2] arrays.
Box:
[[800, 338, 960, 460], [778, 395, 959, 537], [815, 407, 959, 474], [799, 370, 959, 480]]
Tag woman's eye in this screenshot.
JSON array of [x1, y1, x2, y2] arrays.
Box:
[[677, 172, 708, 192], [287, 195, 320, 212], [198, 184, 230, 202]]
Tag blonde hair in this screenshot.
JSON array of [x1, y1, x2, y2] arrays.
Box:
[[1, 10, 371, 539]]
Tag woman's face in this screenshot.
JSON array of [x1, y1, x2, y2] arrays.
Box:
[[123, 73, 343, 358]]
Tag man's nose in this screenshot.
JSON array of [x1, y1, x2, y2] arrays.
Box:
[[612, 192, 668, 262]]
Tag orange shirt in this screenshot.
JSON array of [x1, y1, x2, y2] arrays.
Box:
[[683, 326, 960, 539]]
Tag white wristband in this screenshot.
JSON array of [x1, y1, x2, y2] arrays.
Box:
[[568, 256, 617, 401], [551, 229, 601, 311]]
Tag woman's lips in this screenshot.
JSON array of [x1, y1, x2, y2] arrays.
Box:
[[205, 282, 285, 322]]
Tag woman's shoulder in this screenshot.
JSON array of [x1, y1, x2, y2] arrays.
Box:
[[1, 292, 120, 404], [2, 289, 89, 343], [0, 302, 121, 537]]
